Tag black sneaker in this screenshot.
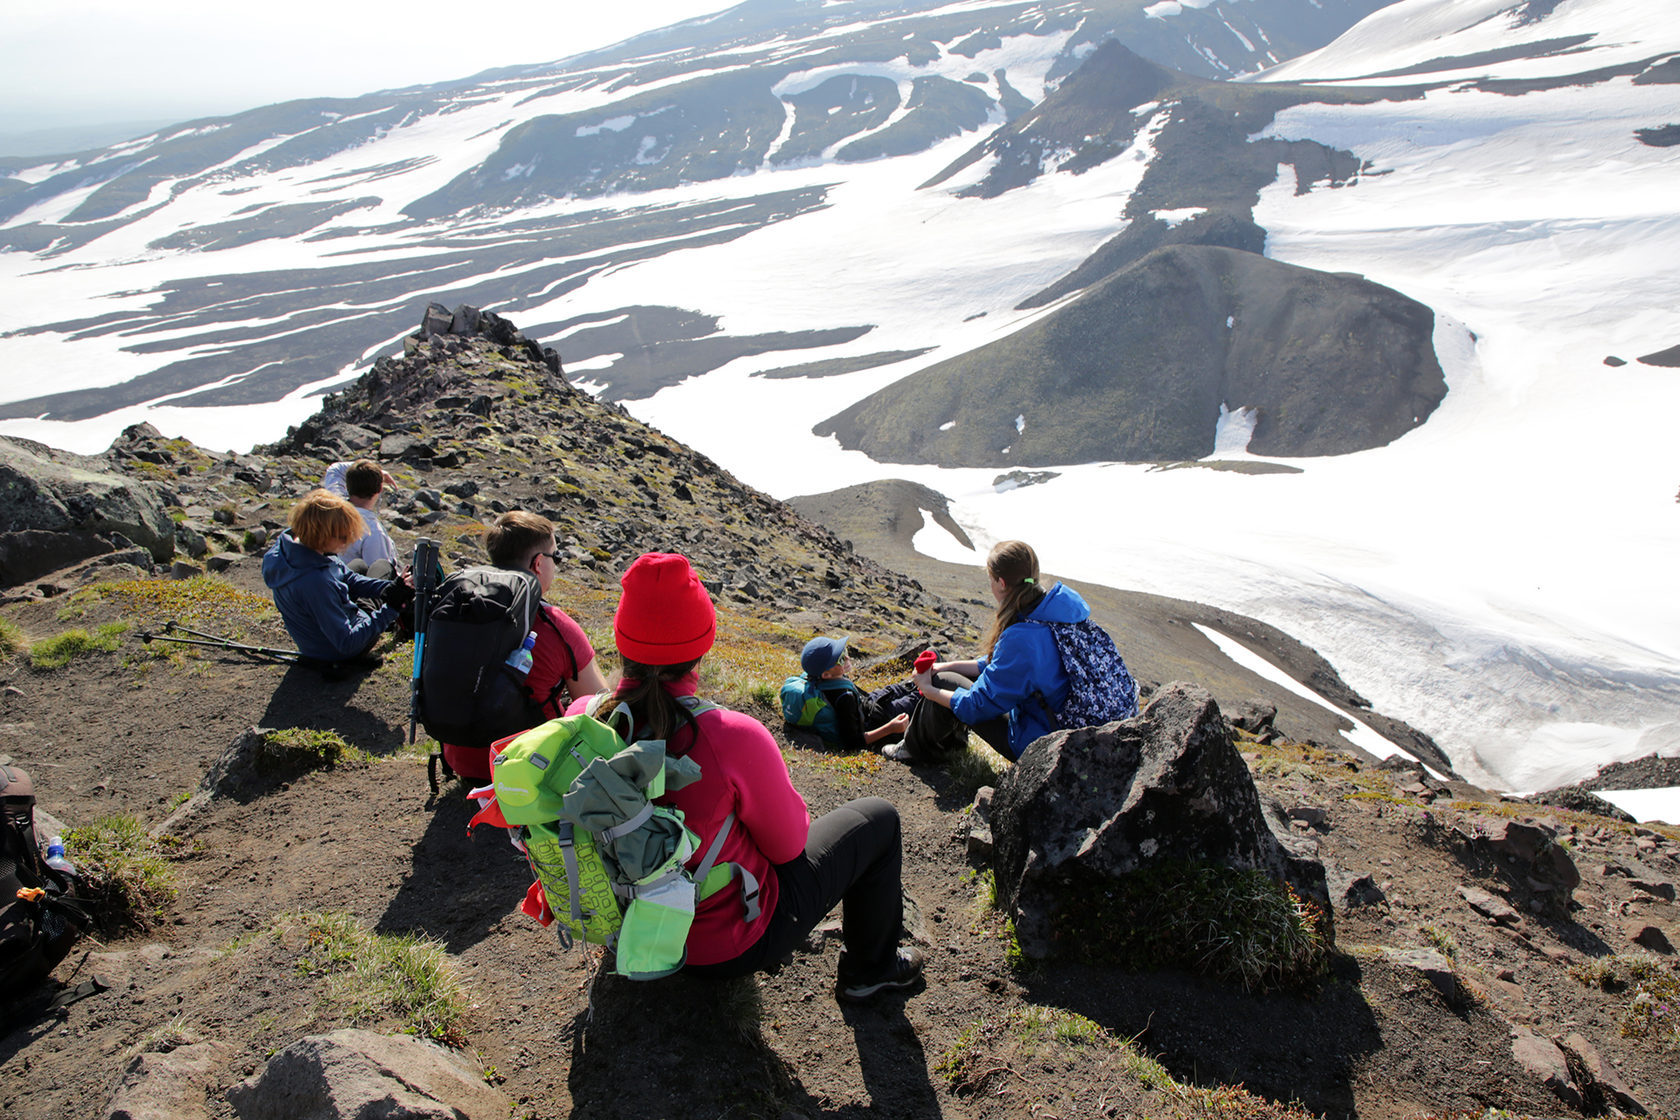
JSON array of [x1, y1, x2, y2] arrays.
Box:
[[836, 947, 926, 1002]]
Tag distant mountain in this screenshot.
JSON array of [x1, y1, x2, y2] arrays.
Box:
[[817, 244, 1445, 465], [0, 0, 1401, 437], [820, 41, 1445, 463]]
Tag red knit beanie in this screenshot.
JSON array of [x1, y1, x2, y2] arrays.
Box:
[[614, 552, 716, 665]]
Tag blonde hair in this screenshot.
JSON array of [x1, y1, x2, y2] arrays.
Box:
[[982, 540, 1046, 655], [289, 489, 366, 553]]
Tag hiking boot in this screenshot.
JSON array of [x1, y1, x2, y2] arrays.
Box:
[[880, 743, 914, 763], [836, 946, 926, 1002]]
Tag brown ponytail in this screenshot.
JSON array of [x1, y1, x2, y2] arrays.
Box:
[[982, 540, 1046, 656], [609, 656, 703, 742]]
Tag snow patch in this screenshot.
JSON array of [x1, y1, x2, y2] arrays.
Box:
[[1153, 206, 1206, 228], [1193, 624, 1420, 763], [1208, 403, 1257, 457], [911, 507, 976, 562], [1593, 786, 1680, 826], [577, 115, 637, 137]]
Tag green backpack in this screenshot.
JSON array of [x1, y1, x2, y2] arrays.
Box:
[[469, 695, 761, 980]]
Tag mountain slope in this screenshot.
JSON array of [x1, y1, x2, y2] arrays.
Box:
[[817, 244, 1445, 464]]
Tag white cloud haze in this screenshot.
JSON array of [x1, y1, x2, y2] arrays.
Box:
[[0, 1, 734, 134]]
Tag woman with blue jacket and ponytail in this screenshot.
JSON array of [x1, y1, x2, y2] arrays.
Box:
[[912, 540, 1096, 761]]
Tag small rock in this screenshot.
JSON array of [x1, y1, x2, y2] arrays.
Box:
[[1458, 884, 1521, 925], [1626, 923, 1673, 954], [1511, 1026, 1584, 1111], [1379, 946, 1459, 1003], [1559, 1031, 1649, 1115], [169, 561, 202, 580], [205, 552, 245, 573]]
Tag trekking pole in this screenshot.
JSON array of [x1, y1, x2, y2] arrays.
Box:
[[407, 538, 441, 746], [139, 621, 303, 664]]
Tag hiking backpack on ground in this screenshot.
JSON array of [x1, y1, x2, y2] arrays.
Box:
[[1, 764, 90, 1002], [779, 675, 859, 744], [418, 567, 544, 750], [1035, 618, 1139, 730], [468, 696, 761, 980]]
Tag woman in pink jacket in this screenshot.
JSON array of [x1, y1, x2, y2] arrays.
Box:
[[572, 552, 923, 1001]]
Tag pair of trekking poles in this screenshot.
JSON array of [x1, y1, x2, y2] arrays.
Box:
[[138, 539, 443, 686]]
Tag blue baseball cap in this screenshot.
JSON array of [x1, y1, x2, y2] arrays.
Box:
[[801, 635, 848, 677]]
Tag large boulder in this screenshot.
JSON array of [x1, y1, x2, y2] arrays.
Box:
[[0, 434, 174, 587], [991, 681, 1329, 957]]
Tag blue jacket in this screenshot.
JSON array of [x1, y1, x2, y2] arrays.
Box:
[[261, 530, 397, 662], [951, 582, 1089, 759]]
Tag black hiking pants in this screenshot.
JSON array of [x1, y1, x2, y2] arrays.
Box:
[[684, 796, 903, 981]]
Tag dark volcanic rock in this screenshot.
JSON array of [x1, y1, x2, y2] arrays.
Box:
[[816, 245, 1446, 465], [990, 681, 1329, 957], [0, 434, 175, 587]]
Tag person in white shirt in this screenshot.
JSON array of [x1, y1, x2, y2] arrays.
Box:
[[321, 459, 397, 575]]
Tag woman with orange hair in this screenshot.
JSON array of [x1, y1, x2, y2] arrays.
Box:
[[261, 489, 409, 662]]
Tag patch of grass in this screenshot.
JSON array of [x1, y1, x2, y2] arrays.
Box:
[[29, 622, 128, 669], [279, 910, 467, 1045], [815, 751, 884, 781], [64, 815, 179, 931], [164, 789, 194, 813], [131, 1012, 201, 1057], [715, 975, 765, 1038], [0, 615, 25, 658], [967, 867, 999, 912], [938, 1006, 1313, 1116], [259, 728, 371, 772], [1052, 861, 1329, 993], [1420, 924, 1459, 961], [1570, 952, 1680, 1048], [71, 575, 276, 630], [945, 735, 1008, 801]]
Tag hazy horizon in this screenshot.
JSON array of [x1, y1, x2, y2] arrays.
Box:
[[0, 1, 735, 157]]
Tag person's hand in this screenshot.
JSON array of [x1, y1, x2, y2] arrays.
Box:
[[381, 469, 397, 490], [882, 713, 910, 737]]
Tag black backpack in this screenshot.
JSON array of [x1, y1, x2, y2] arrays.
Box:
[[418, 568, 545, 750], [1, 764, 89, 1002]]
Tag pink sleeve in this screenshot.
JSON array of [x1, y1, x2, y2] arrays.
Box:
[[708, 710, 810, 863]]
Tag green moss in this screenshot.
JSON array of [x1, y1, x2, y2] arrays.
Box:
[[1050, 861, 1329, 993], [29, 622, 128, 669], [259, 728, 371, 772]]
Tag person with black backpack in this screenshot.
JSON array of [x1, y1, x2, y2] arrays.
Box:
[[428, 512, 606, 783], [910, 540, 1137, 761]]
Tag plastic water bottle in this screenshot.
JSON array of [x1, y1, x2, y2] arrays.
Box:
[[43, 835, 77, 877], [505, 631, 537, 676]]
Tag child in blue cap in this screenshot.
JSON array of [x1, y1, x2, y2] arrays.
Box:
[[786, 636, 915, 756]]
